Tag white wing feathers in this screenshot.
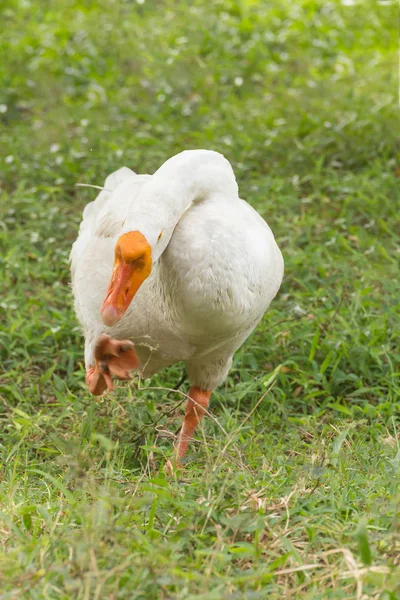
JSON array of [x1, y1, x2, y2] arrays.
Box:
[[70, 166, 142, 275], [80, 166, 137, 232]]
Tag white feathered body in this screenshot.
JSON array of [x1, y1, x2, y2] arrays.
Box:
[[71, 150, 283, 390]]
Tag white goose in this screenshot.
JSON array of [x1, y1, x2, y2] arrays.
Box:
[[71, 150, 284, 460]]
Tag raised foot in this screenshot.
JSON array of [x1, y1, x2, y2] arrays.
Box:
[[86, 334, 140, 395]]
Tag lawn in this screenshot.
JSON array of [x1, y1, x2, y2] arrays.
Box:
[[0, 0, 399, 598]]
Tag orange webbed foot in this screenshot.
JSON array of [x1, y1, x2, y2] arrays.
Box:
[[86, 335, 140, 396]]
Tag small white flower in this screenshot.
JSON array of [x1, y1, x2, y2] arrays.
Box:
[[181, 105, 192, 116], [0, 104, 7, 113], [50, 143, 60, 153], [293, 304, 307, 315], [115, 149, 123, 158], [80, 119, 89, 127], [137, 0, 145, 4], [5, 155, 14, 164], [55, 155, 64, 165], [30, 232, 39, 243], [234, 76, 244, 87], [267, 63, 280, 73]]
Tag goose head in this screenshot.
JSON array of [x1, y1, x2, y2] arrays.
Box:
[[101, 231, 152, 326]]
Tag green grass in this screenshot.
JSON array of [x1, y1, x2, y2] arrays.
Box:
[[1, 0, 399, 598]]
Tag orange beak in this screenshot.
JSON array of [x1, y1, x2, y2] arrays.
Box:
[[101, 232, 152, 327]]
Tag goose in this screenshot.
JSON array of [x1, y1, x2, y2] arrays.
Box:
[[70, 150, 284, 462]]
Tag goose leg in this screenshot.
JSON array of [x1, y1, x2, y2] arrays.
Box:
[[176, 387, 212, 460], [86, 334, 140, 396]]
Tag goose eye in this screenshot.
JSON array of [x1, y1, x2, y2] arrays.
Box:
[[157, 231, 163, 241]]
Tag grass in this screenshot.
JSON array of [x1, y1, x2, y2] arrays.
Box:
[[0, 0, 399, 598]]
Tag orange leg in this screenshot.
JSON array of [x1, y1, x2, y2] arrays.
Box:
[[176, 387, 212, 460], [86, 335, 140, 396]]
